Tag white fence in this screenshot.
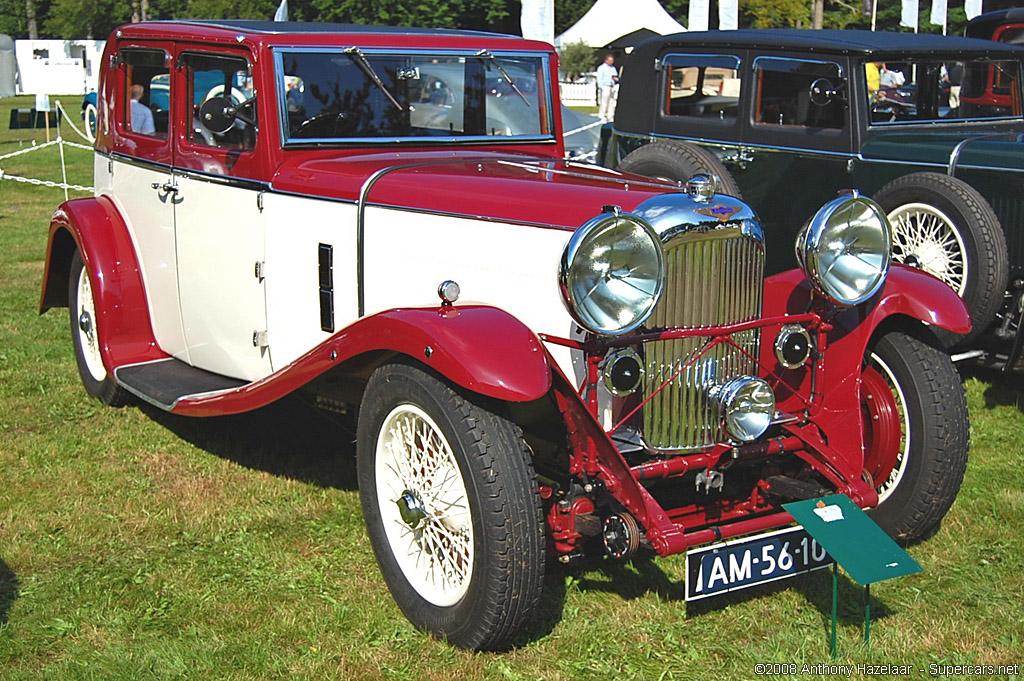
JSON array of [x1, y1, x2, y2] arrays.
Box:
[[559, 80, 597, 107]]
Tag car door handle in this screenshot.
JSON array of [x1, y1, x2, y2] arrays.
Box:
[[151, 182, 178, 194]]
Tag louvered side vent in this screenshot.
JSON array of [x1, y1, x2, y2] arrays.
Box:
[[641, 228, 765, 452]]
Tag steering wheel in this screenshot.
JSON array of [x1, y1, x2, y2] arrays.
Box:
[[295, 111, 352, 138]]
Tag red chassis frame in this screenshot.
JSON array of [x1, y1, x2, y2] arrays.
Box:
[[540, 266, 969, 560]]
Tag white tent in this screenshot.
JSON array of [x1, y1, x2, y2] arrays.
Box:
[[555, 0, 686, 49]]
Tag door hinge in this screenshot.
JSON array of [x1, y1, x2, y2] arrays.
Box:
[[253, 330, 268, 348], [257, 191, 265, 213], [254, 261, 265, 281]]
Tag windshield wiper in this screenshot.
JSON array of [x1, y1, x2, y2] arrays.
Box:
[[475, 49, 531, 107], [343, 46, 404, 111]]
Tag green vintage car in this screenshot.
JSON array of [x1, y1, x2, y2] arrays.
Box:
[[603, 29, 1024, 367]]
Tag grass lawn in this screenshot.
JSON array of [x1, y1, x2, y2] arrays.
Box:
[[1, 95, 1022, 680]]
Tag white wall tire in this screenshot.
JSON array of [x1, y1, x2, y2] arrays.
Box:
[[68, 251, 128, 406], [357, 362, 544, 651]]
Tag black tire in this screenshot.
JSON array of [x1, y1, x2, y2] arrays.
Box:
[[356, 362, 545, 651], [873, 172, 1008, 347], [68, 250, 129, 407], [861, 330, 969, 545], [618, 139, 743, 198]]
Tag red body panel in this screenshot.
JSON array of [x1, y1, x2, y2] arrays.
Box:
[[172, 305, 552, 416], [274, 152, 675, 227], [41, 197, 167, 371], [761, 264, 970, 482]]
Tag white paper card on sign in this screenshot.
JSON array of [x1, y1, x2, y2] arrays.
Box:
[[813, 504, 844, 523], [35, 93, 50, 112]]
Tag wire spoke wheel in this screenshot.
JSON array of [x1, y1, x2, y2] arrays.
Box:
[[357, 362, 544, 650], [888, 202, 967, 296], [874, 172, 1008, 347], [376, 404, 474, 607]]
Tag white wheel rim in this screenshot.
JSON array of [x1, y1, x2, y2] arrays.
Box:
[[868, 352, 910, 503], [84, 103, 98, 142], [375, 404, 474, 607], [76, 267, 106, 382], [887, 202, 968, 296]]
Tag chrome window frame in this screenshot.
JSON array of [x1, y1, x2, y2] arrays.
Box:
[[272, 47, 556, 147]]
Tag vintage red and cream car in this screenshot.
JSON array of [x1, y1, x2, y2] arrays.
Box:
[[41, 20, 970, 650]]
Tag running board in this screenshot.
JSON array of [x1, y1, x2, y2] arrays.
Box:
[[114, 358, 249, 411]]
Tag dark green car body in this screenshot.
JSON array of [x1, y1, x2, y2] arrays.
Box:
[[604, 29, 1024, 366]]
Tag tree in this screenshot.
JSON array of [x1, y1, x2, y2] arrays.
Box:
[[741, 0, 810, 28], [558, 40, 594, 80]]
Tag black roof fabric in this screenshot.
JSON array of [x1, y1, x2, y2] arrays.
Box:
[[634, 28, 1024, 55], [967, 9, 1024, 41]]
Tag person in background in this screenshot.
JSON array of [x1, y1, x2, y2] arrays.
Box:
[[597, 54, 619, 122], [130, 83, 155, 135]]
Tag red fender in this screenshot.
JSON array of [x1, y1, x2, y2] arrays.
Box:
[[40, 197, 166, 370], [174, 305, 553, 416], [762, 264, 970, 480]]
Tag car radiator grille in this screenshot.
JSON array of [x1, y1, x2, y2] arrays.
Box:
[[642, 227, 765, 452]]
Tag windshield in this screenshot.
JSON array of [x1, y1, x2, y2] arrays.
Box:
[[277, 50, 553, 143], [864, 56, 1022, 125]]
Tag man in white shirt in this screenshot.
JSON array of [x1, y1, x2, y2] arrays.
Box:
[[596, 54, 618, 122], [130, 84, 156, 135]]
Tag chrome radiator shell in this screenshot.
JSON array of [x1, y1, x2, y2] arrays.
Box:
[[632, 193, 765, 452]]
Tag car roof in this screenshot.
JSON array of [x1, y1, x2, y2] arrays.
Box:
[[181, 19, 511, 39], [634, 28, 1024, 56], [111, 20, 549, 51], [967, 8, 1024, 40]]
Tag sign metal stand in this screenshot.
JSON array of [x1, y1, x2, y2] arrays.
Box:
[[784, 494, 922, 659]]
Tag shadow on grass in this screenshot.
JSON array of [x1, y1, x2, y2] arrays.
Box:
[[574, 552, 892, 633], [961, 365, 1024, 413], [140, 395, 359, 491], [0, 559, 17, 625]]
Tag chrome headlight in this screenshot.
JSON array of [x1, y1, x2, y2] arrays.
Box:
[[710, 376, 775, 443], [796, 193, 892, 306], [559, 210, 665, 335]]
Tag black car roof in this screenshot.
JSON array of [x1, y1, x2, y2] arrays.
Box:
[[633, 28, 1024, 55], [967, 8, 1024, 40], [177, 19, 511, 39]]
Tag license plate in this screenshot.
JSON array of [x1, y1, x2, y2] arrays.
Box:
[[685, 526, 832, 601]]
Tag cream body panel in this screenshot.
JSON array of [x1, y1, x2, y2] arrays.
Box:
[[263, 193, 358, 368], [100, 155, 189, 361], [362, 207, 576, 378], [173, 173, 271, 381]]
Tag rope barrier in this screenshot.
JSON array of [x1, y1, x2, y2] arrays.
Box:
[[54, 100, 96, 145], [0, 102, 95, 195]]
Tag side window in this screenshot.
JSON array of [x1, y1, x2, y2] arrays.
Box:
[[182, 52, 256, 152], [753, 57, 845, 129], [121, 49, 168, 138], [663, 54, 741, 122]]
